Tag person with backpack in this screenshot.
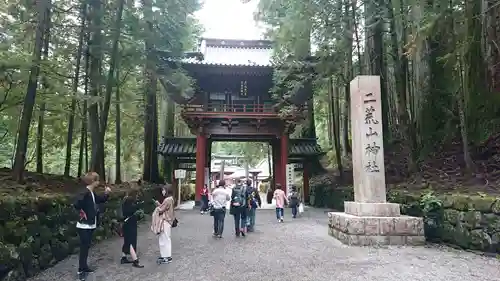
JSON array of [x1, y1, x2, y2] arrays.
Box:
[[288, 185, 301, 218], [229, 179, 248, 237], [245, 179, 261, 232]]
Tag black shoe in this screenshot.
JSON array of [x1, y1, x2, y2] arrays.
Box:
[[166, 257, 173, 263], [132, 260, 144, 268], [120, 257, 132, 264], [77, 272, 86, 281], [81, 267, 94, 273]]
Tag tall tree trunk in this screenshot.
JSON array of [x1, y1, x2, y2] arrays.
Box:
[[87, 0, 105, 177], [100, 0, 125, 134], [329, 78, 343, 176], [142, 0, 160, 182], [36, 5, 51, 174], [163, 100, 175, 182], [65, 2, 87, 177], [78, 29, 91, 177], [115, 67, 122, 184], [13, 0, 51, 181], [366, 0, 390, 141]]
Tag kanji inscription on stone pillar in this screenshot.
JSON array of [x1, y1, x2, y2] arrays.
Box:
[[350, 75, 386, 203]]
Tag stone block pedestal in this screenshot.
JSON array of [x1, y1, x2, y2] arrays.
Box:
[[328, 210, 426, 246]]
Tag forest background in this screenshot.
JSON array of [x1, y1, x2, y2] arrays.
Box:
[[0, 0, 499, 191]]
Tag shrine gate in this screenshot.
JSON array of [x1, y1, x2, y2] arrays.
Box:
[[157, 38, 324, 205]]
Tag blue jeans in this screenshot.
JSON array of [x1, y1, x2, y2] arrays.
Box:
[[247, 208, 256, 231], [232, 207, 247, 235], [275, 208, 284, 220], [213, 208, 226, 235], [291, 206, 297, 218]]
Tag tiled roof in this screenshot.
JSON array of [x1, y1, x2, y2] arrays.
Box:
[[170, 38, 274, 67], [288, 139, 324, 157], [157, 137, 196, 156], [158, 137, 324, 159]]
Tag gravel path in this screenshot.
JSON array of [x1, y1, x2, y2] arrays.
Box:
[[29, 208, 500, 281]]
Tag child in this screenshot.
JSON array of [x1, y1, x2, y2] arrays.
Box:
[[273, 184, 288, 222]]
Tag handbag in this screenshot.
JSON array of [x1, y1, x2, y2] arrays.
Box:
[[298, 203, 304, 214], [172, 218, 178, 228]]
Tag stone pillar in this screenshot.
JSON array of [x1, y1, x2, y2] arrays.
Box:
[[328, 76, 425, 246], [303, 162, 310, 203], [195, 133, 206, 206], [280, 134, 288, 194]]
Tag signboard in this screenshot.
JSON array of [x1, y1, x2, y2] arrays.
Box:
[[174, 169, 186, 179], [286, 164, 295, 194]]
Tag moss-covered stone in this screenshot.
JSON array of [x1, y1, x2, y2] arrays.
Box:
[[469, 196, 497, 212], [481, 213, 500, 234], [463, 211, 482, 229], [453, 222, 472, 248], [492, 200, 500, 214], [470, 229, 493, 251], [443, 209, 460, 225], [451, 195, 472, 211]]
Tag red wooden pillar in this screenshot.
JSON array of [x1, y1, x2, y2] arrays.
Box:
[[273, 141, 281, 187], [195, 133, 206, 205], [303, 162, 310, 203], [280, 133, 288, 195]]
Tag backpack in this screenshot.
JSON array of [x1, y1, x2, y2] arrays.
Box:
[[231, 185, 247, 207]]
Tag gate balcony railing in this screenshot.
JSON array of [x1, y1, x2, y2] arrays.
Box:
[[181, 103, 277, 114]]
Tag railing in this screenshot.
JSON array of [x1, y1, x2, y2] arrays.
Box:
[[182, 103, 276, 114]]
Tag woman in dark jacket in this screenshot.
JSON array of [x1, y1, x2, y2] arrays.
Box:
[[120, 191, 143, 268]]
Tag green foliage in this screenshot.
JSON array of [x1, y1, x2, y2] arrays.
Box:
[[0, 0, 202, 180]]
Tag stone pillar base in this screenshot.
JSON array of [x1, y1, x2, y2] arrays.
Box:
[[328, 212, 425, 246], [344, 201, 401, 217]]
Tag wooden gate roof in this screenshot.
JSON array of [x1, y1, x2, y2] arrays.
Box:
[[157, 137, 324, 159]]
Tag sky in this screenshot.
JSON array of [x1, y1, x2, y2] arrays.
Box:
[[194, 0, 266, 40]]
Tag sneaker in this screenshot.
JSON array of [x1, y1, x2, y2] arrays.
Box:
[[217, 234, 222, 238], [200, 211, 204, 214], [157, 257, 172, 264]]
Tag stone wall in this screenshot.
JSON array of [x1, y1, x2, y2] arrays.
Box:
[[0, 184, 158, 281], [311, 184, 500, 253]]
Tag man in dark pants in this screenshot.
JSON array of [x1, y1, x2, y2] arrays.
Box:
[[230, 180, 247, 237], [74, 172, 111, 281]]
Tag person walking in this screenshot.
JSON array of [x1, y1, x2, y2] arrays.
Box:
[[245, 179, 261, 232], [200, 184, 209, 214], [120, 190, 144, 268], [74, 172, 111, 281], [211, 180, 231, 238], [288, 185, 300, 219], [273, 184, 288, 223], [151, 185, 175, 264], [229, 179, 248, 237]]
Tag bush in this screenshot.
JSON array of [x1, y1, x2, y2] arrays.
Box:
[[0, 183, 158, 281]]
